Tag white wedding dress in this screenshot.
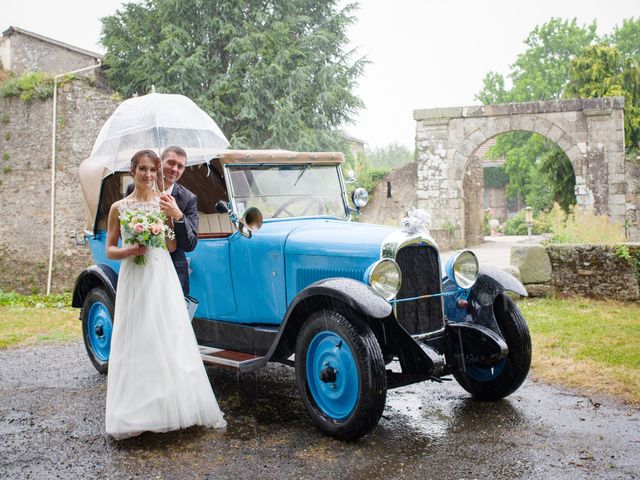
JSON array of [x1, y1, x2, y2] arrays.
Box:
[[105, 198, 226, 440]]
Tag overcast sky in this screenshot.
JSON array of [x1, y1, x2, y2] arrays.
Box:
[[3, 1, 639, 149]]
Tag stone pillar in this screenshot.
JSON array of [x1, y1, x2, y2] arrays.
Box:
[[463, 155, 484, 246], [415, 117, 452, 224], [584, 109, 610, 215], [625, 159, 640, 241]]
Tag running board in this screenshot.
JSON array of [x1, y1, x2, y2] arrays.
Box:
[[199, 345, 263, 369]]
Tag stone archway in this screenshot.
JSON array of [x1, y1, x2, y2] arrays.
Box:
[[413, 96, 638, 247]]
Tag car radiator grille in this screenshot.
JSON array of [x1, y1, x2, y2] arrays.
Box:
[[394, 244, 444, 335]]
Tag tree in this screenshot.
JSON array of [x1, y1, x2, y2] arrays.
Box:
[[365, 142, 414, 169], [606, 17, 640, 62], [508, 18, 597, 101], [566, 44, 640, 154], [476, 18, 597, 104], [100, 0, 366, 151], [475, 18, 598, 212]]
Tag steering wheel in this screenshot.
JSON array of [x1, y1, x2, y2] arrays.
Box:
[[272, 196, 324, 218]]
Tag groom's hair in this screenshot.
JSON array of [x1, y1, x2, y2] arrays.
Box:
[[130, 149, 161, 173], [161, 146, 187, 161]]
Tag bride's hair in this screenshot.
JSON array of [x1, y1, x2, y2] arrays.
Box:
[[130, 150, 161, 174]]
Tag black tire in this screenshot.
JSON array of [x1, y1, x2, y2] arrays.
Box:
[[81, 287, 115, 374], [295, 309, 387, 441], [454, 294, 531, 400]]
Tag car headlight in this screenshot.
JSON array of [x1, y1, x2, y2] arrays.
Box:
[[445, 250, 479, 289], [366, 259, 402, 301]]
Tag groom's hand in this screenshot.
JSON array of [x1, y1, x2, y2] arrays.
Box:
[[159, 194, 184, 222]]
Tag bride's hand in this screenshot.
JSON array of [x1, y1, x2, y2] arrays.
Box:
[[129, 244, 147, 257]]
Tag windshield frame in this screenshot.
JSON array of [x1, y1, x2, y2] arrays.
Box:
[[224, 163, 351, 221]]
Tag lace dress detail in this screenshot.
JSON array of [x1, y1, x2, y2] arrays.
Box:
[[105, 196, 226, 439], [118, 196, 162, 215]]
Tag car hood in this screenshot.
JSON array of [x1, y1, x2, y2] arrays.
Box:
[[283, 219, 396, 258]]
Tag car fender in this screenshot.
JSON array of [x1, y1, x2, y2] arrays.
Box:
[[71, 264, 118, 308], [242, 278, 392, 372], [289, 278, 393, 319], [460, 265, 528, 339], [470, 265, 527, 307]]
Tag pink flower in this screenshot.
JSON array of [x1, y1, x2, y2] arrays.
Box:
[[134, 223, 144, 233], [151, 225, 161, 235]]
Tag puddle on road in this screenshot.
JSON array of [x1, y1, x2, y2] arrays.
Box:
[[384, 387, 452, 439]]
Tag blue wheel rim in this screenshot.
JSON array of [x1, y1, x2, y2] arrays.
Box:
[[306, 331, 359, 420], [87, 301, 112, 362], [465, 358, 507, 382]]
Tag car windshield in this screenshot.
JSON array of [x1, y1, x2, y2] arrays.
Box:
[[228, 164, 348, 219]]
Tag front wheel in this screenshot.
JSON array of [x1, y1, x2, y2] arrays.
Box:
[[81, 287, 114, 374], [295, 309, 387, 440], [454, 294, 531, 400]]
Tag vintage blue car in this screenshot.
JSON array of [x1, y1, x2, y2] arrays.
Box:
[[73, 150, 531, 440]]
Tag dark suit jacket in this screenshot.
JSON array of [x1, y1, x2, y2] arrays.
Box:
[[125, 183, 198, 295]]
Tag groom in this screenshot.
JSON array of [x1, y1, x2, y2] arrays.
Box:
[[126, 146, 198, 295]]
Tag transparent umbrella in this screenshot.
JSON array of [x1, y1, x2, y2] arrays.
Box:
[[89, 92, 229, 173]]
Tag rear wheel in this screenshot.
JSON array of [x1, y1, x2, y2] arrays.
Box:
[[454, 294, 531, 400], [295, 309, 387, 440], [81, 287, 114, 374]]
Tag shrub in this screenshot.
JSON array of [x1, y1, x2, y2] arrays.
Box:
[[483, 210, 491, 236], [500, 209, 550, 236], [546, 203, 626, 244], [0, 290, 71, 308], [0, 72, 54, 102]]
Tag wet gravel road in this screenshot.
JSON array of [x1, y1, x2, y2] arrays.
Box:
[[1, 341, 639, 479]]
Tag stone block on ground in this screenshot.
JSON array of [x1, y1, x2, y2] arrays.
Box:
[[510, 244, 552, 284], [525, 283, 555, 297], [502, 265, 521, 282]]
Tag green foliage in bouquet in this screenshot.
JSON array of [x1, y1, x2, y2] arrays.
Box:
[[120, 210, 173, 265]]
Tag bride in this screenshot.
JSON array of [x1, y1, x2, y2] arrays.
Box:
[[104, 149, 226, 440]]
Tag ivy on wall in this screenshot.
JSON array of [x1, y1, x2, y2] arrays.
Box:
[[0, 72, 75, 102], [483, 166, 509, 189]]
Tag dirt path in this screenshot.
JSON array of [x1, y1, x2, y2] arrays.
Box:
[[1, 341, 639, 479]]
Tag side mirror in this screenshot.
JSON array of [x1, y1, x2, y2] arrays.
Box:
[[242, 207, 263, 233], [215, 201, 263, 238]]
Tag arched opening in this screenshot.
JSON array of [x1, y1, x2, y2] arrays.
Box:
[[462, 130, 578, 246]]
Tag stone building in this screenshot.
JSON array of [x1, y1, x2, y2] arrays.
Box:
[[0, 28, 114, 294], [0, 26, 102, 76], [338, 131, 366, 161]]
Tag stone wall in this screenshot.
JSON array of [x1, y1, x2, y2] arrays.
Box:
[[546, 244, 640, 301], [0, 80, 117, 293], [356, 161, 456, 250], [510, 243, 640, 301], [358, 162, 418, 227]]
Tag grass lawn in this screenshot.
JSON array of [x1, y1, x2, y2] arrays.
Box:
[[0, 306, 80, 348], [519, 296, 640, 406], [0, 291, 80, 348]]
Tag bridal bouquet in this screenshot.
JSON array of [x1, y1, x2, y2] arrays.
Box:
[[120, 210, 175, 265]]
